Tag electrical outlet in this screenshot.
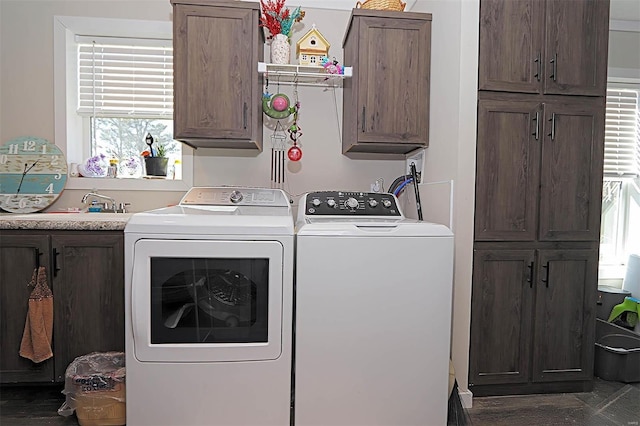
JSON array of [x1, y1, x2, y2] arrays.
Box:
[[370, 178, 384, 193], [406, 149, 425, 183]]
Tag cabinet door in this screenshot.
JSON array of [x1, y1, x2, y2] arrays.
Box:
[[532, 249, 597, 382], [475, 100, 541, 241], [0, 234, 53, 383], [469, 249, 535, 386], [51, 233, 124, 382], [343, 10, 431, 156], [538, 99, 605, 241], [173, 3, 262, 149], [543, 0, 609, 96], [478, 0, 545, 93]]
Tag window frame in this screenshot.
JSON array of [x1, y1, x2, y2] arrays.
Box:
[[53, 15, 193, 192], [600, 77, 640, 280]]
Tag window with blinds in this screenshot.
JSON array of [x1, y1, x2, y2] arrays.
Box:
[[605, 88, 640, 178], [77, 36, 173, 118]]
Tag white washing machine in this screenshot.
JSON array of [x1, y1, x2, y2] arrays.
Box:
[[294, 191, 454, 426], [124, 187, 294, 426]]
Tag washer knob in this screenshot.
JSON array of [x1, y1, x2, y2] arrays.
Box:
[[382, 199, 392, 208], [312, 198, 322, 207], [229, 190, 243, 204], [345, 197, 359, 209], [327, 199, 336, 208], [368, 199, 378, 208]]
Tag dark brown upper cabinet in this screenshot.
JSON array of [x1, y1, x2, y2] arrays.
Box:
[[342, 9, 431, 158], [478, 0, 609, 96], [172, 0, 264, 149], [475, 96, 605, 242]]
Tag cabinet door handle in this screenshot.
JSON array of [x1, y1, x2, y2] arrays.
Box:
[[534, 53, 541, 82], [361, 106, 366, 133], [52, 248, 60, 277], [34, 248, 42, 269], [541, 261, 550, 288], [243, 102, 248, 130], [532, 111, 539, 140], [549, 53, 557, 82], [527, 261, 534, 288], [548, 113, 556, 141]]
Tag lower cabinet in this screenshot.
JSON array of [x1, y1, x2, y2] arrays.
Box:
[[0, 231, 124, 383], [469, 247, 598, 395]]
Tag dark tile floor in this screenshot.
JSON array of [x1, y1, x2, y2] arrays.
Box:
[[467, 378, 640, 426], [1, 378, 638, 425]]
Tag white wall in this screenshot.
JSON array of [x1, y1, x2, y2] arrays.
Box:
[[4, 0, 635, 408], [0, 0, 479, 403], [409, 0, 478, 405], [0, 1, 408, 213]]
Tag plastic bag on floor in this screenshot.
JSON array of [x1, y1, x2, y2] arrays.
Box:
[[58, 351, 125, 426]]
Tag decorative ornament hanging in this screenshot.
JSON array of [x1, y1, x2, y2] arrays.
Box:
[[288, 143, 302, 162], [262, 92, 296, 119], [271, 121, 287, 189], [287, 101, 303, 162], [262, 74, 295, 119]]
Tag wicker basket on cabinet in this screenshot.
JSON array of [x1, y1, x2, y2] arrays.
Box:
[[355, 0, 406, 11]]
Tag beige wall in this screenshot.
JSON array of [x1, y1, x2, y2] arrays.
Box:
[[3, 0, 635, 406], [0, 1, 409, 213], [0, 0, 480, 402]]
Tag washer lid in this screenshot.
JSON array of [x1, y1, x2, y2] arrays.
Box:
[[125, 187, 294, 235]]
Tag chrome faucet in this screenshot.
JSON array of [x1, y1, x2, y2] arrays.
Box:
[[81, 192, 128, 213]]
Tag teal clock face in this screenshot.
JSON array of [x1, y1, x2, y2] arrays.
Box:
[[0, 136, 68, 213]]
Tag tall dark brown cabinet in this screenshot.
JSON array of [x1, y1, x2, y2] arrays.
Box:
[[469, 0, 609, 396]]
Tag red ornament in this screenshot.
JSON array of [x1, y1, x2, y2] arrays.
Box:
[[288, 145, 302, 161]]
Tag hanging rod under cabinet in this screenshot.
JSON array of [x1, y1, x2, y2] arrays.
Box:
[[258, 62, 353, 86]]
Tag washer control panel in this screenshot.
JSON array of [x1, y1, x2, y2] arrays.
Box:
[[304, 191, 401, 216], [180, 187, 290, 207]]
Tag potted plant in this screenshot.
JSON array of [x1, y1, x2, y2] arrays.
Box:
[[259, 0, 305, 64], [141, 134, 169, 177]]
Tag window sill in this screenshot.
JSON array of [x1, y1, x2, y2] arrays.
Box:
[[65, 176, 190, 192], [599, 263, 627, 281]]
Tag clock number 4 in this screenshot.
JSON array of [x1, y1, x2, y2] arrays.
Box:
[[45, 183, 55, 194]]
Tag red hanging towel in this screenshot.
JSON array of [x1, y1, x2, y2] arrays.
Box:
[[19, 266, 54, 363]]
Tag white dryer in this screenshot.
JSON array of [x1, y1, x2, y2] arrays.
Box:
[[124, 187, 294, 426], [294, 191, 454, 426]]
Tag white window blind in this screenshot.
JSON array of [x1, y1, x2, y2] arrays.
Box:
[[605, 88, 640, 178], [77, 36, 173, 119]]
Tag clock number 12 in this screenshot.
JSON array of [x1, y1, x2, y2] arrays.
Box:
[[22, 140, 37, 151]]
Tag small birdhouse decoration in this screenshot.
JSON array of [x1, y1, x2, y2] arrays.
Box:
[[296, 24, 330, 66]]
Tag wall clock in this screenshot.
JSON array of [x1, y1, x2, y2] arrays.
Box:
[[0, 136, 68, 213]]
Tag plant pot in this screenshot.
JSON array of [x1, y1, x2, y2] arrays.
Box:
[[270, 34, 290, 65], [144, 157, 169, 177]]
